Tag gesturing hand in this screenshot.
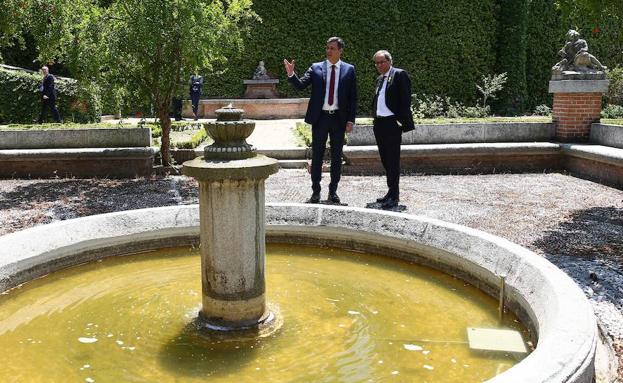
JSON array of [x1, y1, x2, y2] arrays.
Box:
[[283, 59, 295, 77]]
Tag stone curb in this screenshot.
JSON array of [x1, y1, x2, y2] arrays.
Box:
[[0, 203, 597, 382]]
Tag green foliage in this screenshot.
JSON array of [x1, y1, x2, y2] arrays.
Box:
[[476, 72, 507, 108], [0, 67, 100, 124], [533, 104, 552, 116], [411, 93, 490, 119], [294, 122, 312, 148], [172, 129, 209, 149], [4, 122, 133, 130], [601, 104, 623, 119], [606, 66, 623, 105], [206, 0, 498, 116], [494, 0, 529, 115]]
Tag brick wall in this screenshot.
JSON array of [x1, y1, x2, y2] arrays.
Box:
[[552, 92, 602, 142]]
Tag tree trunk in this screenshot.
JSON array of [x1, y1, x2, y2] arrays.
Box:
[[158, 102, 172, 166]]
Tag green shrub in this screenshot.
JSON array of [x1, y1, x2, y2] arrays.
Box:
[[172, 129, 209, 149], [3, 122, 134, 130], [602, 104, 623, 119], [533, 104, 552, 116], [0, 67, 101, 124], [606, 67, 623, 105]]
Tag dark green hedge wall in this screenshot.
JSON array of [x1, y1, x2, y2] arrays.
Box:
[[0, 67, 101, 124], [203, 0, 499, 115]]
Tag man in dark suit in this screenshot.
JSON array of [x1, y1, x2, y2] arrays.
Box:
[[38, 66, 61, 123], [284, 36, 357, 203], [372, 50, 414, 209], [189, 73, 203, 120]]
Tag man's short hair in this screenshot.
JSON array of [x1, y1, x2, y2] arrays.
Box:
[[374, 50, 393, 64], [327, 36, 345, 50]]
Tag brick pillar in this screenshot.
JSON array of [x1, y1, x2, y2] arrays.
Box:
[[549, 79, 609, 142]]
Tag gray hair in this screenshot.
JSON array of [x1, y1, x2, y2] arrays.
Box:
[[373, 50, 393, 63], [327, 36, 345, 50]]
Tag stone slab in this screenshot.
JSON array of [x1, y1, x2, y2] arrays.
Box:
[[548, 80, 609, 94], [348, 123, 554, 146], [590, 124, 623, 149], [0, 128, 151, 149], [183, 98, 309, 119]]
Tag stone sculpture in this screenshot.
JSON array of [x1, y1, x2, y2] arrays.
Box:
[[552, 29, 607, 79]]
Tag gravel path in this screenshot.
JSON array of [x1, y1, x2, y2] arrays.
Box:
[[1, 170, 622, 377]]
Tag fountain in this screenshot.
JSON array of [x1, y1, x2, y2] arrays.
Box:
[[182, 104, 279, 333], [0, 107, 601, 382]]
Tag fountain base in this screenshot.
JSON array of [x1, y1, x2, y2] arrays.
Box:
[[194, 304, 283, 340]]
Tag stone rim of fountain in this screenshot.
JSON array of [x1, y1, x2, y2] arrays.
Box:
[[0, 204, 601, 383]]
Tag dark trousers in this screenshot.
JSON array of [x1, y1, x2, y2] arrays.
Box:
[[38, 98, 61, 123], [190, 92, 201, 117], [373, 116, 402, 199], [311, 112, 345, 194]]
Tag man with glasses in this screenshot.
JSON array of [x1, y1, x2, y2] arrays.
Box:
[[371, 50, 414, 209], [283, 37, 357, 204]]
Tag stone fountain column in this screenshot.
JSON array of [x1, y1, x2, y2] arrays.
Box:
[[183, 105, 278, 330]]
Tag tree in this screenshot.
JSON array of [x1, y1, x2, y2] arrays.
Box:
[[556, 0, 623, 21], [1, 0, 257, 166], [101, 0, 257, 165]]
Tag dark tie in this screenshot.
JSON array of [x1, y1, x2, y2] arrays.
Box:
[[328, 65, 336, 106]]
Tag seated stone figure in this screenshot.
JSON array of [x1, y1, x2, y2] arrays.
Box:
[[252, 61, 271, 80], [552, 29, 606, 73]]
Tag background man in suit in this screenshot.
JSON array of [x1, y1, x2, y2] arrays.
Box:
[[189, 73, 203, 120], [38, 66, 61, 123], [372, 50, 414, 209], [284, 36, 357, 204]]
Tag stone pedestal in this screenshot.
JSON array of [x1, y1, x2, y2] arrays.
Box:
[[549, 79, 609, 142], [243, 79, 279, 99], [183, 155, 278, 329]]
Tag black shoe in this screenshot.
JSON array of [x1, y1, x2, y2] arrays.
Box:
[[308, 192, 320, 203], [376, 194, 390, 203], [328, 192, 340, 204], [381, 197, 399, 210]]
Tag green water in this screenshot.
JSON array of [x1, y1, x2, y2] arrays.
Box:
[[0, 245, 530, 382]]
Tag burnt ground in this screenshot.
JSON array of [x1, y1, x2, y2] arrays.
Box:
[[1, 170, 622, 378]]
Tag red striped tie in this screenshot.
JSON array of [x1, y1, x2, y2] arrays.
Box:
[[328, 65, 336, 106]]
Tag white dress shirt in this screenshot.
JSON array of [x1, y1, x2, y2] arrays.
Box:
[[376, 67, 394, 117], [323, 60, 341, 111]]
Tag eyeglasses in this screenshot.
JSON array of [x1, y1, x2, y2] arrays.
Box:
[[374, 60, 388, 65]]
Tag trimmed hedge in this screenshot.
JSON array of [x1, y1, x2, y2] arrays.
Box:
[[194, 0, 622, 116], [0, 67, 101, 124], [205, 0, 499, 116]]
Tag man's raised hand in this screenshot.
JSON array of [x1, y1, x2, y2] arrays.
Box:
[[283, 59, 295, 77]]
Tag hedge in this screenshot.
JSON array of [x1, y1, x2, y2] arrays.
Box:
[[0, 67, 101, 124], [195, 0, 622, 116]]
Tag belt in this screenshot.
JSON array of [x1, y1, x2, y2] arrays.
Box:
[[375, 114, 396, 120], [322, 109, 339, 115]]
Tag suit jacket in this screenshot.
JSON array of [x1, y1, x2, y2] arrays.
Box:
[[373, 67, 414, 132], [288, 61, 357, 127], [41, 74, 57, 101], [189, 75, 203, 95]]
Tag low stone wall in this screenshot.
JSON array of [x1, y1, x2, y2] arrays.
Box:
[[590, 124, 623, 149], [0, 127, 151, 149], [0, 127, 154, 178], [182, 98, 309, 119], [348, 122, 554, 146]]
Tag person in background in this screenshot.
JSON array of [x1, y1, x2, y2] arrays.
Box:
[[189, 72, 203, 120], [38, 66, 61, 123]]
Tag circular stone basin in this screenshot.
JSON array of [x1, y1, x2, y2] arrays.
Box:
[[0, 245, 529, 382], [0, 204, 597, 382]]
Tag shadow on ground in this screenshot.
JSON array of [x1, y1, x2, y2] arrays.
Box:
[[532, 206, 623, 262]]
